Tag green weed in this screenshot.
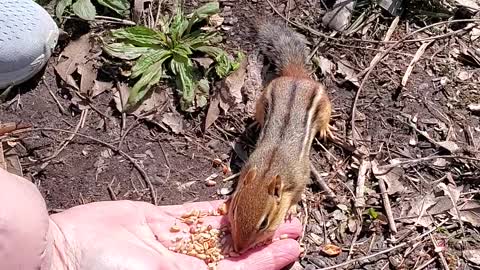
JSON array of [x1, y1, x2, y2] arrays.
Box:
[[102, 1, 244, 112]]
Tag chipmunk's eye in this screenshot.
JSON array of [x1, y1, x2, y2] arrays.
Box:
[[258, 217, 269, 231]]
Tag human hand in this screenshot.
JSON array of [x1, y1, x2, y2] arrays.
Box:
[[49, 199, 303, 270]]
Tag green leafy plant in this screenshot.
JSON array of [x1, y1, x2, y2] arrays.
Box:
[[102, 1, 244, 112], [55, 0, 130, 20]]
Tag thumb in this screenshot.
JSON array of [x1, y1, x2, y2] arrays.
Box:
[[217, 239, 301, 270]]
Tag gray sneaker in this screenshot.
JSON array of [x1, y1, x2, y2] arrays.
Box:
[[0, 0, 59, 89]]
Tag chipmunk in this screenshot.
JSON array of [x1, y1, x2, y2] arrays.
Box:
[[227, 19, 333, 253]]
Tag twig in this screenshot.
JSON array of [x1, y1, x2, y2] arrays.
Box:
[[118, 121, 140, 151], [318, 218, 450, 270], [158, 141, 171, 168], [223, 172, 240, 182], [35, 128, 158, 205], [378, 171, 398, 234], [430, 234, 449, 270], [354, 158, 370, 208], [40, 110, 85, 163], [43, 79, 66, 115], [401, 41, 434, 87], [414, 257, 437, 270], [94, 16, 136, 25], [310, 164, 338, 203], [107, 177, 118, 201]]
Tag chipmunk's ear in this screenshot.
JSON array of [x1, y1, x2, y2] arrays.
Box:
[[243, 167, 257, 186], [268, 175, 283, 199]]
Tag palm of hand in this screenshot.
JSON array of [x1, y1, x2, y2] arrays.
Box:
[[49, 199, 302, 270]]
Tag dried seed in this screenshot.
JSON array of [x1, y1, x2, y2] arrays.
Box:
[[206, 180, 217, 186], [208, 262, 217, 270], [201, 233, 212, 239], [222, 164, 231, 175], [203, 242, 209, 250], [170, 225, 181, 233], [212, 158, 223, 166], [181, 210, 194, 218], [197, 254, 207, 260], [218, 255, 225, 260]]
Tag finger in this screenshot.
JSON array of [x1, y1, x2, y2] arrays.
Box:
[[217, 239, 301, 270]]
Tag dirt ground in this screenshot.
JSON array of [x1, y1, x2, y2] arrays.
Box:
[[2, 0, 480, 269]]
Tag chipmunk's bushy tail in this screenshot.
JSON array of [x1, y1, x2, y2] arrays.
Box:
[[255, 18, 310, 78]]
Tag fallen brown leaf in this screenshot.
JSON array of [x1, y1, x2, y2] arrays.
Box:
[[54, 33, 92, 88], [371, 160, 405, 195], [464, 249, 480, 265], [131, 90, 168, 118], [113, 82, 130, 113], [92, 80, 114, 98], [320, 244, 342, 256], [77, 61, 97, 95], [162, 112, 184, 134]]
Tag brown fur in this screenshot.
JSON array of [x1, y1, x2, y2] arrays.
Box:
[[228, 19, 333, 253]]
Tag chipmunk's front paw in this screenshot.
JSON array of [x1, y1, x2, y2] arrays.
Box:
[[319, 124, 337, 141], [285, 205, 298, 221]]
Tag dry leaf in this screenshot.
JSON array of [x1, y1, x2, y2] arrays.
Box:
[[321, 244, 342, 256], [317, 56, 335, 76], [455, 0, 480, 10], [193, 57, 214, 69], [54, 33, 92, 88], [371, 160, 405, 195], [177, 180, 196, 192], [404, 193, 437, 227], [92, 80, 113, 98], [204, 56, 248, 130], [162, 113, 184, 134], [437, 141, 460, 153], [437, 183, 461, 204], [77, 61, 97, 95], [322, 0, 354, 32], [131, 90, 167, 118], [464, 250, 480, 265], [222, 56, 248, 109], [208, 14, 224, 27], [113, 82, 130, 113], [204, 96, 221, 130], [132, 0, 151, 23], [451, 200, 480, 227], [336, 60, 359, 86]]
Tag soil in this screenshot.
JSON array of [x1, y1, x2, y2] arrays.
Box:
[[2, 0, 480, 269]]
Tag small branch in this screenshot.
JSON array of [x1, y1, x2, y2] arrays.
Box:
[[429, 234, 449, 270], [108, 177, 118, 201], [223, 172, 240, 182], [43, 79, 66, 115], [354, 158, 370, 208], [310, 164, 338, 203], [401, 41, 433, 87], [378, 174, 398, 234]]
